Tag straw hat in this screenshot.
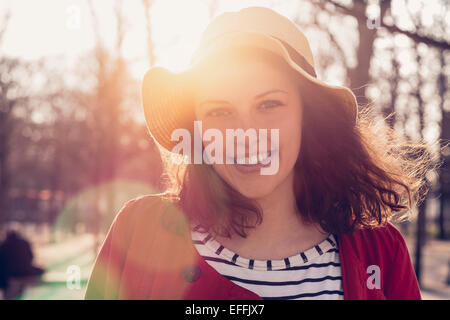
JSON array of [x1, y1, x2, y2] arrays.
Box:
[[142, 6, 358, 151]]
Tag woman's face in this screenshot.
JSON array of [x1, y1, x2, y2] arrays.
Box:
[[193, 49, 303, 199]]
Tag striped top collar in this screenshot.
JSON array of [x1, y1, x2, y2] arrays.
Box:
[[191, 225, 338, 271]]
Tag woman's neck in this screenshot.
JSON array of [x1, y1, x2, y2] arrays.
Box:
[[214, 172, 329, 260]]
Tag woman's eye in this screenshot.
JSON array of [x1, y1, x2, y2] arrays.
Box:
[[259, 100, 283, 109], [206, 108, 231, 117]]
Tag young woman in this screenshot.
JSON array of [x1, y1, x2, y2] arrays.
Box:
[[85, 6, 438, 300]]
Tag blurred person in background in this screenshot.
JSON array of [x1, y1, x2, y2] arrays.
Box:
[[0, 230, 44, 299]]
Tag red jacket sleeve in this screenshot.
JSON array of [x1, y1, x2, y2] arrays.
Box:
[[384, 224, 422, 300], [84, 199, 136, 299]]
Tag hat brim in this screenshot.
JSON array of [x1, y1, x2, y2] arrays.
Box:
[[142, 30, 358, 152]]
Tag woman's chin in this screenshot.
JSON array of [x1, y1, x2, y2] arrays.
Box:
[[214, 164, 282, 199], [233, 181, 276, 200]]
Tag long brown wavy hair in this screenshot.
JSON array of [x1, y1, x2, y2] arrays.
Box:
[[156, 51, 443, 239]]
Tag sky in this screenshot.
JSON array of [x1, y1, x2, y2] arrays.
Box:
[[1, 0, 444, 75], [0, 0, 446, 101], [0, 0, 291, 79]]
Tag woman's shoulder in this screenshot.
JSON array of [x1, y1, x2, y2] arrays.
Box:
[[338, 222, 420, 299], [351, 222, 406, 243], [340, 222, 410, 262], [111, 192, 190, 238], [115, 191, 177, 217]]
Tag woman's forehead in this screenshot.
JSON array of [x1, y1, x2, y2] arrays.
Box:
[[192, 46, 292, 77], [190, 47, 296, 89]]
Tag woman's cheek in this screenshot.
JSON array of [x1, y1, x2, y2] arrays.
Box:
[[274, 126, 301, 178]]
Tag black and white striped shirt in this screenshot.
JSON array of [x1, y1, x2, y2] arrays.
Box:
[[190, 225, 344, 300]]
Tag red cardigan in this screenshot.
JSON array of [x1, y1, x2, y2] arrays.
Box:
[[84, 194, 421, 300]]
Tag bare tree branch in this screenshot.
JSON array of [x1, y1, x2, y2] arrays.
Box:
[[88, 0, 102, 47], [0, 9, 11, 48], [114, 0, 126, 53], [142, 0, 156, 67], [316, 0, 450, 50]]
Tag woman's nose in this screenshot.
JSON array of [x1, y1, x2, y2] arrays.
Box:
[[234, 109, 259, 131], [227, 112, 265, 154]]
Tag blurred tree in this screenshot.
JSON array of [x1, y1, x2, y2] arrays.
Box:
[[438, 46, 450, 240], [272, 0, 448, 288], [1, 1, 164, 243], [0, 10, 32, 228], [87, 0, 131, 251], [304, 0, 450, 285], [311, 0, 450, 106], [142, 0, 156, 67]]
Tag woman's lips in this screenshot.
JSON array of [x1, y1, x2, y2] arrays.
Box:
[[233, 161, 272, 174], [230, 149, 279, 174]]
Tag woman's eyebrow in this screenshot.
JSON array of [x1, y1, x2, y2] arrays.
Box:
[[198, 89, 288, 107], [254, 89, 288, 99], [198, 99, 229, 107]]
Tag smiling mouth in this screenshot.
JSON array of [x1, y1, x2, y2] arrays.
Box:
[[226, 149, 276, 165]]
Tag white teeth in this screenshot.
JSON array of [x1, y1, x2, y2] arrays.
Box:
[[249, 154, 258, 164], [236, 156, 256, 164], [231, 150, 274, 165], [258, 152, 270, 164]]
